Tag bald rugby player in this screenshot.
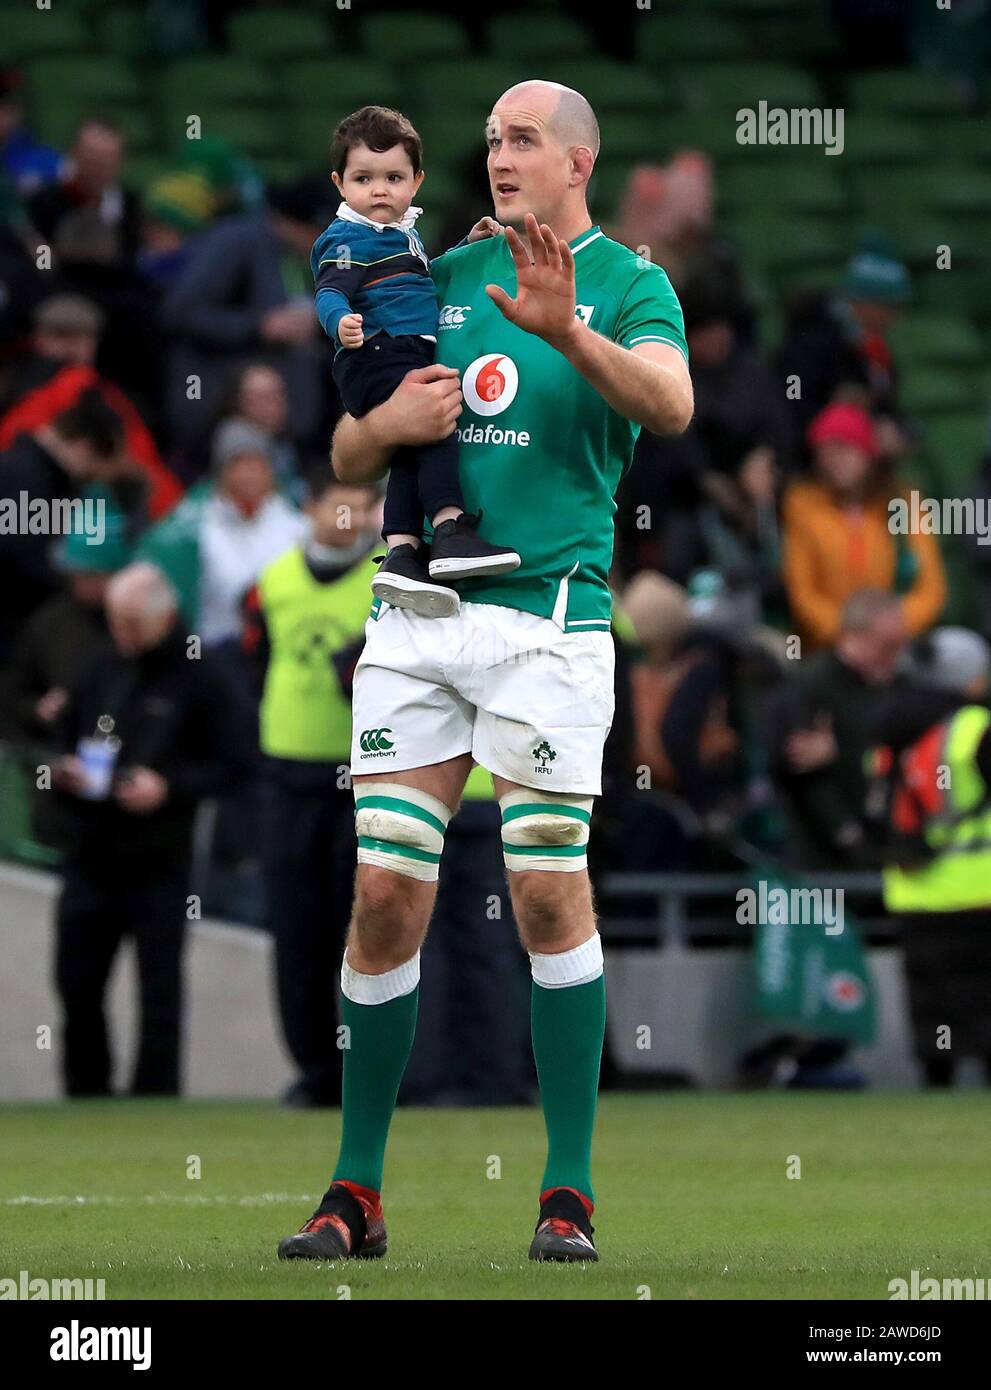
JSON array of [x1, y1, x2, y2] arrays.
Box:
[[279, 81, 693, 1265]]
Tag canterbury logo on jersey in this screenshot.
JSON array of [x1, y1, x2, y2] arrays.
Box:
[[438, 304, 471, 329], [359, 727, 395, 753]]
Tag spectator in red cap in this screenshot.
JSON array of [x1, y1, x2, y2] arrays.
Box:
[[781, 401, 945, 651]]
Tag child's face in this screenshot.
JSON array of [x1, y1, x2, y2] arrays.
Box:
[[332, 142, 424, 224]]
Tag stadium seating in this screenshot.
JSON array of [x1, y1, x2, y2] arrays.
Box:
[[226, 9, 336, 64], [4, 9, 90, 62], [485, 12, 594, 61], [6, 0, 985, 539], [637, 14, 751, 64], [281, 59, 402, 119], [354, 11, 471, 64]]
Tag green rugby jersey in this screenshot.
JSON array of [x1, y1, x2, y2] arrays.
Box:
[[427, 224, 688, 631]]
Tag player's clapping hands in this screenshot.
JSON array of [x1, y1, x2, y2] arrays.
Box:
[[338, 312, 365, 348]]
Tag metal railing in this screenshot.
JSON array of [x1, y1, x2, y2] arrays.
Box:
[[599, 869, 890, 948]]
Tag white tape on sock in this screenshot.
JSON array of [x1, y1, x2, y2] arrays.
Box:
[[529, 934, 603, 988], [341, 950, 421, 1004]]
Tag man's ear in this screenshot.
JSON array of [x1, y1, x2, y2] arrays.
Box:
[[569, 146, 595, 189]]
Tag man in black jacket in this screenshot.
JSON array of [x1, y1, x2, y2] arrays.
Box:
[[49, 562, 251, 1096]]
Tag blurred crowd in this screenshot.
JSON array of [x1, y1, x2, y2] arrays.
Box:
[[2, 47, 991, 1103]]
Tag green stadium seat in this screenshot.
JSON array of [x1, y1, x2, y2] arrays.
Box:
[[899, 367, 982, 416], [637, 14, 750, 65], [159, 58, 277, 113], [26, 56, 142, 110], [541, 60, 672, 115], [916, 268, 991, 323], [683, 62, 821, 111], [847, 69, 968, 118], [721, 164, 847, 217], [890, 217, 983, 268], [597, 112, 676, 163], [195, 110, 287, 161], [923, 114, 991, 166], [99, 10, 153, 63], [923, 413, 989, 493], [226, 9, 335, 64], [485, 12, 593, 61], [281, 60, 402, 115], [354, 11, 470, 64], [731, 213, 849, 271], [288, 111, 338, 168], [890, 314, 985, 368], [840, 114, 931, 166], [745, 10, 840, 64], [854, 166, 991, 221], [655, 111, 761, 163], [414, 116, 490, 174], [4, 10, 91, 62], [412, 60, 524, 114]]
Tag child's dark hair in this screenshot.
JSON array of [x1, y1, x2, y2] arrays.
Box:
[[331, 105, 423, 177]]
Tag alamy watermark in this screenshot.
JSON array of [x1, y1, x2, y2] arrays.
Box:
[[890, 1269, 990, 1300], [1, 1268, 106, 1299], [889, 491, 991, 545], [737, 102, 844, 156], [737, 882, 845, 935], [0, 492, 106, 544]]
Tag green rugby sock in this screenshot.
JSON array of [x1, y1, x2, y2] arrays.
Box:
[[531, 972, 606, 1204], [332, 965, 419, 1194]]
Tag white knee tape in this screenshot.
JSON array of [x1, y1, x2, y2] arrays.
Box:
[[530, 935, 604, 988], [354, 781, 451, 883], [341, 950, 421, 1004], [498, 787, 593, 873]]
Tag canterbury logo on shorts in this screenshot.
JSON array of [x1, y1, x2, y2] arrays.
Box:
[[359, 727, 395, 755]]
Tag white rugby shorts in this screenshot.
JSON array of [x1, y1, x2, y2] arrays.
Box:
[[350, 601, 615, 795]]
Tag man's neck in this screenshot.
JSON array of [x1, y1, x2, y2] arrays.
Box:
[[514, 206, 594, 251]]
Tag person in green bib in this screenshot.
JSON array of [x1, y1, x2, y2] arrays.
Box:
[[243, 469, 378, 1108], [279, 80, 694, 1265]]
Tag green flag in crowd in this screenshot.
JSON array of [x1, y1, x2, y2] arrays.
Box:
[[750, 869, 876, 1046]]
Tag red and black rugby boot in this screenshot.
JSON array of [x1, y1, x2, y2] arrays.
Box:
[[528, 1185, 598, 1263], [278, 1180, 386, 1261]]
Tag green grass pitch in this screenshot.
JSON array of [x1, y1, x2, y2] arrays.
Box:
[[4, 1093, 990, 1300]]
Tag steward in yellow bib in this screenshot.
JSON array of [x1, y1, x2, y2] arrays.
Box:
[[865, 627, 991, 1086], [242, 472, 379, 1108]]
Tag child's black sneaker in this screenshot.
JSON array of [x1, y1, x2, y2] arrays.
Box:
[[371, 543, 460, 619], [428, 512, 521, 581]]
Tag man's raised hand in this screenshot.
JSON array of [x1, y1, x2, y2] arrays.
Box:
[[485, 212, 579, 350]]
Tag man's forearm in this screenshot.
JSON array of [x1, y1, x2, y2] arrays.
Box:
[[552, 322, 693, 436], [331, 410, 393, 485]]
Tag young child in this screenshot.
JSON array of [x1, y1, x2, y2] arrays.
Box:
[[311, 105, 520, 619]]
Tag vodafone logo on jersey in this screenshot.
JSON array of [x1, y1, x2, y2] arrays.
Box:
[[463, 353, 519, 417]]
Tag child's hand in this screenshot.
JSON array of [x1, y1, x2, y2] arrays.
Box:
[[468, 217, 504, 243], [338, 313, 364, 348]]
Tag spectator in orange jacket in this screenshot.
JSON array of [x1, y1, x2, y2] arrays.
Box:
[[782, 403, 945, 651]]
